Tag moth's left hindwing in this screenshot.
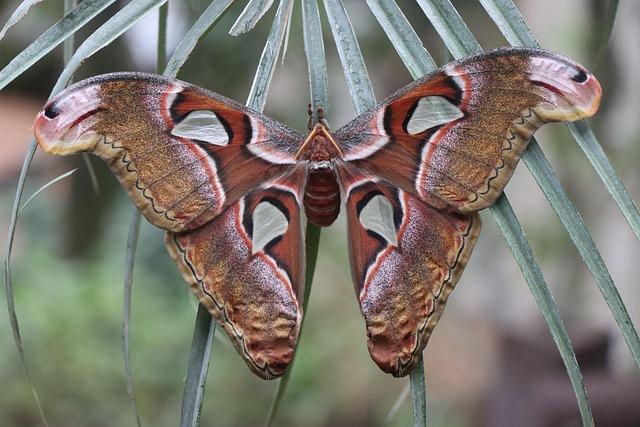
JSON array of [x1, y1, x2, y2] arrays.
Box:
[[165, 171, 306, 379], [34, 73, 306, 379], [340, 167, 480, 376], [34, 73, 302, 232]]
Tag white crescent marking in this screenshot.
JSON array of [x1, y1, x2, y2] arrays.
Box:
[[171, 110, 229, 146], [359, 194, 397, 246], [406, 96, 464, 135]]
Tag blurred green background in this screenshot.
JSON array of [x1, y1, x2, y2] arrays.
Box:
[[1, 1, 639, 426]]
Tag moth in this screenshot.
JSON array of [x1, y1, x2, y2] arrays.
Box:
[[34, 48, 601, 379]]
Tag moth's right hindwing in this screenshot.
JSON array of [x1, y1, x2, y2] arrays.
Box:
[[339, 166, 481, 376]]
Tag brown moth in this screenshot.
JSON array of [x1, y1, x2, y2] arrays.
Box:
[[34, 48, 601, 379]]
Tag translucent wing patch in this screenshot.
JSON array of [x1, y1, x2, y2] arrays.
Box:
[[405, 96, 464, 135], [171, 110, 230, 146], [358, 193, 398, 246], [251, 200, 289, 254]]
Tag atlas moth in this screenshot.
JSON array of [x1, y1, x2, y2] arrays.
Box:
[[34, 48, 601, 379]]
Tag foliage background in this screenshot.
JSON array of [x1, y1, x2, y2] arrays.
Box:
[[0, 0, 639, 426]]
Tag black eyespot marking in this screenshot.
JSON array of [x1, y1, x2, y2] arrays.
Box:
[[44, 102, 60, 119], [571, 68, 588, 83]]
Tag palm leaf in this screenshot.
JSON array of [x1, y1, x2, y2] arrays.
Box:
[[123, 205, 143, 427], [229, 0, 275, 36], [4, 1, 636, 426], [0, 0, 116, 91], [246, 0, 294, 111], [0, 0, 46, 42], [18, 168, 77, 214]]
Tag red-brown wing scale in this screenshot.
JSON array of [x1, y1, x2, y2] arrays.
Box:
[[34, 73, 303, 232], [165, 170, 306, 379], [334, 48, 602, 213]]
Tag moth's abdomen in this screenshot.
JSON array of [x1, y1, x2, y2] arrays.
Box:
[[304, 163, 341, 227]]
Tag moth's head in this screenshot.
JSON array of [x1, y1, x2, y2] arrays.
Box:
[[34, 85, 105, 155]]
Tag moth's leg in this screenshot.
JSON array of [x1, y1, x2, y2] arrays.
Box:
[[307, 104, 314, 131]]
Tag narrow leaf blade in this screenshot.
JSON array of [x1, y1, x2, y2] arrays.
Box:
[[409, 355, 427, 427], [54, 0, 168, 95], [490, 196, 593, 427], [302, 0, 329, 119], [246, 0, 293, 111], [591, 0, 619, 70], [165, 0, 234, 78], [366, 0, 436, 77], [322, 0, 376, 113], [123, 206, 143, 427], [229, 0, 275, 36], [3, 145, 48, 427], [415, 0, 481, 58], [180, 305, 216, 427], [0, 0, 46, 42], [19, 168, 77, 213], [0, 0, 116, 91], [264, 2, 326, 423]]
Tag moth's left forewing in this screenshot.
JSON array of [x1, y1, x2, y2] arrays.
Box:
[[165, 169, 306, 379], [335, 48, 601, 214], [340, 167, 481, 376]]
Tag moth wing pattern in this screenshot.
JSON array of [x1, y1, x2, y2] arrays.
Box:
[[31, 47, 604, 379], [34, 72, 303, 232], [338, 164, 480, 376], [334, 48, 602, 213], [165, 169, 306, 379]]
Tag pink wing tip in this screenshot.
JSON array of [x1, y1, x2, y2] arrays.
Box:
[[33, 95, 104, 155], [33, 107, 58, 153], [583, 70, 603, 117]]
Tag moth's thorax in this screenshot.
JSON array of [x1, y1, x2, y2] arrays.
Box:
[[299, 124, 342, 227]]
